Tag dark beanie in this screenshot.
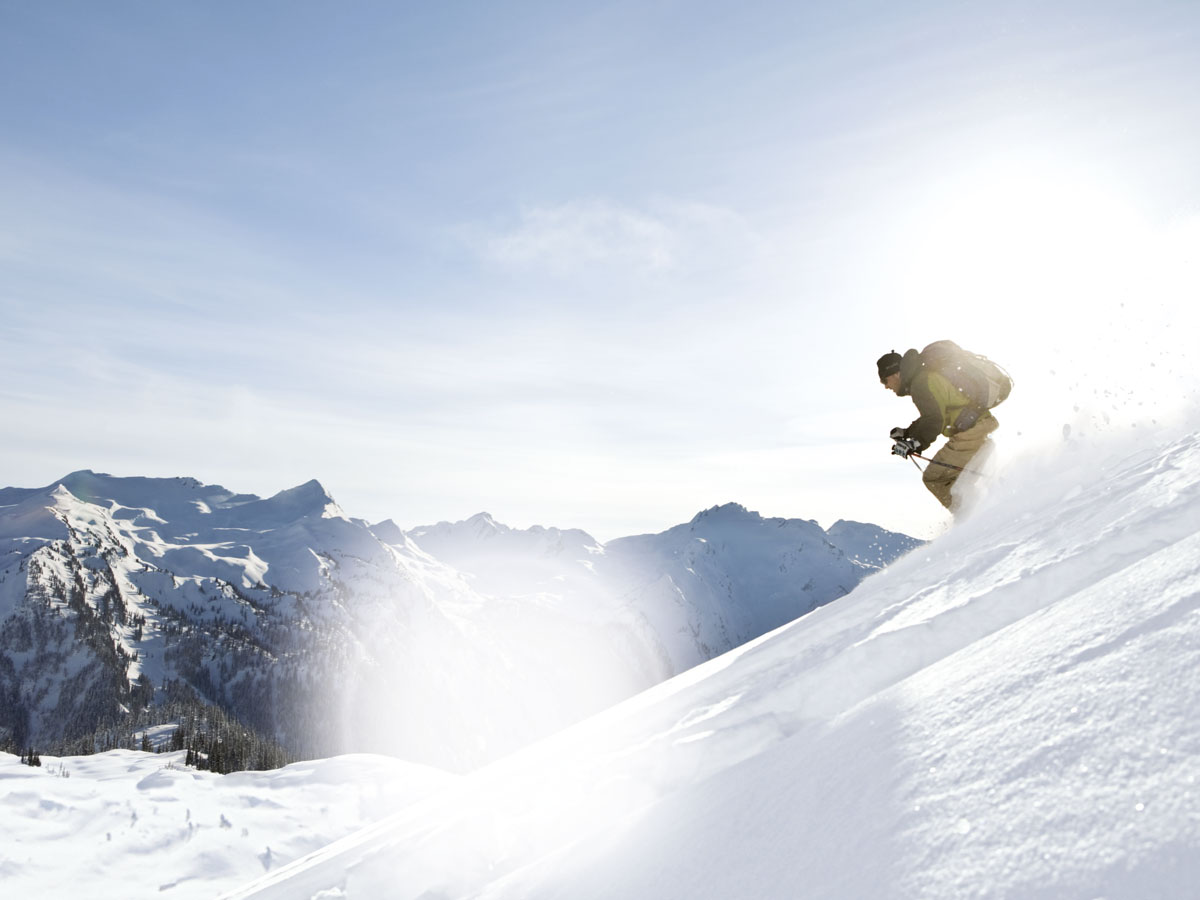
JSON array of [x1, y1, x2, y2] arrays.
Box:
[[877, 351, 902, 383]]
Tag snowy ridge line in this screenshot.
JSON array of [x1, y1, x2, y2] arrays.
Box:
[[218, 427, 1200, 899]]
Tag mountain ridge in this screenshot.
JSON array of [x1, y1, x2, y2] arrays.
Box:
[[0, 470, 920, 770]]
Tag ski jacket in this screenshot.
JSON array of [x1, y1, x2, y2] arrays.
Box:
[[896, 348, 991, 451]]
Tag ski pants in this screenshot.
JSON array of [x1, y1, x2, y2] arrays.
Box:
[[922, 415, 998, 510]]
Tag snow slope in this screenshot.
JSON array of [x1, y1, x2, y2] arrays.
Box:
[[216, 423, 1200, 899]]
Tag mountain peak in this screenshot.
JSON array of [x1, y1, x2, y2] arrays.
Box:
[[264, 479, 340, 518], [370, 518, 406, 544], [691, 503, 757, 524], [464, 512, 505, 536], [273, 478, 332, 501], [55, 470, 109, 501]]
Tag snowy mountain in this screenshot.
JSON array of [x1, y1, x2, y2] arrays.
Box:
[[408, 503, 920, 673], [0, 473, 913, 772], [600, 503, 919, 671], [825, 517, 925, 568], [0, 470, 503, 768]]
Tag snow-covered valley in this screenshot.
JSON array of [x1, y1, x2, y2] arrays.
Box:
[[3, 419, 1199, 898]]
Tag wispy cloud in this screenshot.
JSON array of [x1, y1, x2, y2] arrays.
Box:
[[467, 198, 762, 277]]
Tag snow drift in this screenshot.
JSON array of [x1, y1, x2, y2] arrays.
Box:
[[215, 421, 1200, 900], [0, 749, 453, 898]]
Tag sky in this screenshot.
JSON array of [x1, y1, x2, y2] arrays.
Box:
[[2, 0, 1200, 541]]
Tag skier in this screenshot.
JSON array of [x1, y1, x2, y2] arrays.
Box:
[[877, 344, 1007, 511]]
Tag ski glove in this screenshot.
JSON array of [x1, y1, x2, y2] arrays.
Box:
[[889, 427, 907, 440], [891, 438, 919, 459]]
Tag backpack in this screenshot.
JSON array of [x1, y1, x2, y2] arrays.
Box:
[[920, 340, 1012, 409]]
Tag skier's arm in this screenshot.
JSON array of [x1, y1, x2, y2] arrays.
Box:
[[903, 376, 943, 452]]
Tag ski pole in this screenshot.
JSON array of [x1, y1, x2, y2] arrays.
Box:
[[910, 452, 984, 477]]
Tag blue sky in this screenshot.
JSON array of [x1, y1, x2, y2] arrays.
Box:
[[3, 1, 1200, 539]]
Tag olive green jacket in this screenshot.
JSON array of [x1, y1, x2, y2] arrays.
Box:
[[896, 349, 989, 451]]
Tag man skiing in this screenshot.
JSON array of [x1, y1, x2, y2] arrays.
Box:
[[877, 345, 1004, 511]]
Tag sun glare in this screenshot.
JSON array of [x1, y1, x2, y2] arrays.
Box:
[[895, 155, 1200, 449], [901, 159, 1145, 327]]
